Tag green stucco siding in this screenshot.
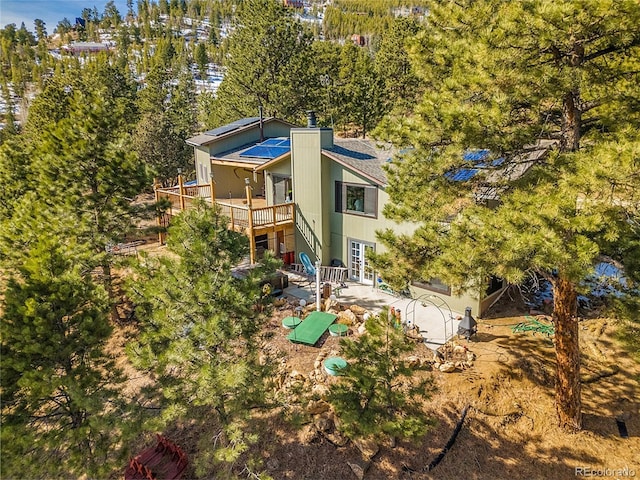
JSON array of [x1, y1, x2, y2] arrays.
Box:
[[291, 129, 326, 263]]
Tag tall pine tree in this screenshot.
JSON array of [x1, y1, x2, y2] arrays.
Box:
[[0, 226, 134, 478], [328, 308, 432, 444], [127, 201, 278, 475], [372, 0, 640, 430], [209, 0, 316, 125]]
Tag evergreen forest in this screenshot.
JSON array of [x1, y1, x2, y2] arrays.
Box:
[[1, 1, 639, 479]]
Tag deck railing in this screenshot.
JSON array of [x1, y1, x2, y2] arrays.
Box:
[[155, 184, 295, 230]]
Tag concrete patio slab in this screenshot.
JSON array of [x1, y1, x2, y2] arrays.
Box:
[[281, 275, 465, 351]]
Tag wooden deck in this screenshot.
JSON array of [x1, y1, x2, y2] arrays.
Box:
[[155, 181, 295, 263], [156, 183, 294, 231]]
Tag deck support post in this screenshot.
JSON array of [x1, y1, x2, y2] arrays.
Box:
[[209, 174, 216, 205], [246, 181, 256, 264], [154, 178, 164, 244], [178, 174, 185, 211]]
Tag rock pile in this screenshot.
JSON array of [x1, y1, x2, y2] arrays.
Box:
[[433, 340, 477, 372]]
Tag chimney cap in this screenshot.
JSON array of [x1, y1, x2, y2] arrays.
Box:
[[306, 110, 317, 128]]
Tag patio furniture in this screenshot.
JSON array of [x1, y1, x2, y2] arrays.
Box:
[[124, 435, 188, 480]]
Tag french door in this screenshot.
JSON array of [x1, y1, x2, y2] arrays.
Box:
[[348, 239, 375, 285]]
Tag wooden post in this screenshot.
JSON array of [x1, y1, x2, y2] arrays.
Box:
[[178, 174, 185, 211], [154, 178, 163, 244], [209, 174, 216, 206], [246, 182, 255, 264], [272, 205, 277, 229]]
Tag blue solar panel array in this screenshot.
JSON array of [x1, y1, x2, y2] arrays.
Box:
[[463, 149, 490, 162], [239, 137, 291, 160], [447, 149, 505, 182], [445, 168, 479, 182]]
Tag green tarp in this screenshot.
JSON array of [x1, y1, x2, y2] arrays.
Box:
[[287, 311, 337, 345]]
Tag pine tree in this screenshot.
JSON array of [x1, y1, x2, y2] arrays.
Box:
[[328, 308, 432, 444], [0, 227, 134, 478], [336, 42, 385, 138], [127, 201, 279, 475], [209, 0, 315, 125], [372, 0, 640, 431]]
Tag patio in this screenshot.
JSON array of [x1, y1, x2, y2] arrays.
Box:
[[281, 271, 463, 350]]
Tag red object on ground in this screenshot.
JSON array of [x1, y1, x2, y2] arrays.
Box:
[[124, 435, 188, 480]]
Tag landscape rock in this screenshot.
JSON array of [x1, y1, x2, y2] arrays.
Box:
[[314, 413, 334, 432], [439, 362, 457, 373], [324, 431, 349, 447], [338, 309, 357, 325], [349, 305, 367, 316], [353, 438, 379, 460], [357, 324, 367, 335], [298, 424, 318, 445], [347, 460, 371, 480], [466, 352, 476, 362], [405, 355, 421, 368], [453, 345, 467, 355], [312, 383, 330, 398], [266, 458, 280, 470]]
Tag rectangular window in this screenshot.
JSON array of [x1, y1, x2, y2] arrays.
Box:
[[335, 181, 377, 218], [412, 277, 452, 296]]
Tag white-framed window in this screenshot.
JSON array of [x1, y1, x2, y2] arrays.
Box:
[[335, 181, 377, 218]]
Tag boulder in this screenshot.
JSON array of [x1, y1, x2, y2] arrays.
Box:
[[353, 438, 379, 460], [439, 362, 457, 373], [357, 324, 367, 335], [347, 461, 371, 480], [338, 309, 358, 325], [349, 305, 368, 316]]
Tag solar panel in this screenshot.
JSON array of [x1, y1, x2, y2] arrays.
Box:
[[463, 149, 490, 162], [204, 124, 240, 137], [445, 168, 478, 182], [260, 138, 282, 146], [204, 117, 261, 137], [260, 137, 290, 147], [240, 145, 290, 159]]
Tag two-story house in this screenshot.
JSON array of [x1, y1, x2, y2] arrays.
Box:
[[156, 114, 509, 316]]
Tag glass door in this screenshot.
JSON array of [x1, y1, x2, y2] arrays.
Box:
[[349, 240, 375, 285]]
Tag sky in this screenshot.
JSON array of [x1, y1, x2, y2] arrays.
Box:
[[0, 0, 130, 33]]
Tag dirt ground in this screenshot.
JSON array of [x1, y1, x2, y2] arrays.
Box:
[[241, 306, 639, 480], [114, 244, 639, 480]]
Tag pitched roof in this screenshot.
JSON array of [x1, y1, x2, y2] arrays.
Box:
[[186, 117, 297, 147], [323, 138, 395, 186]]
